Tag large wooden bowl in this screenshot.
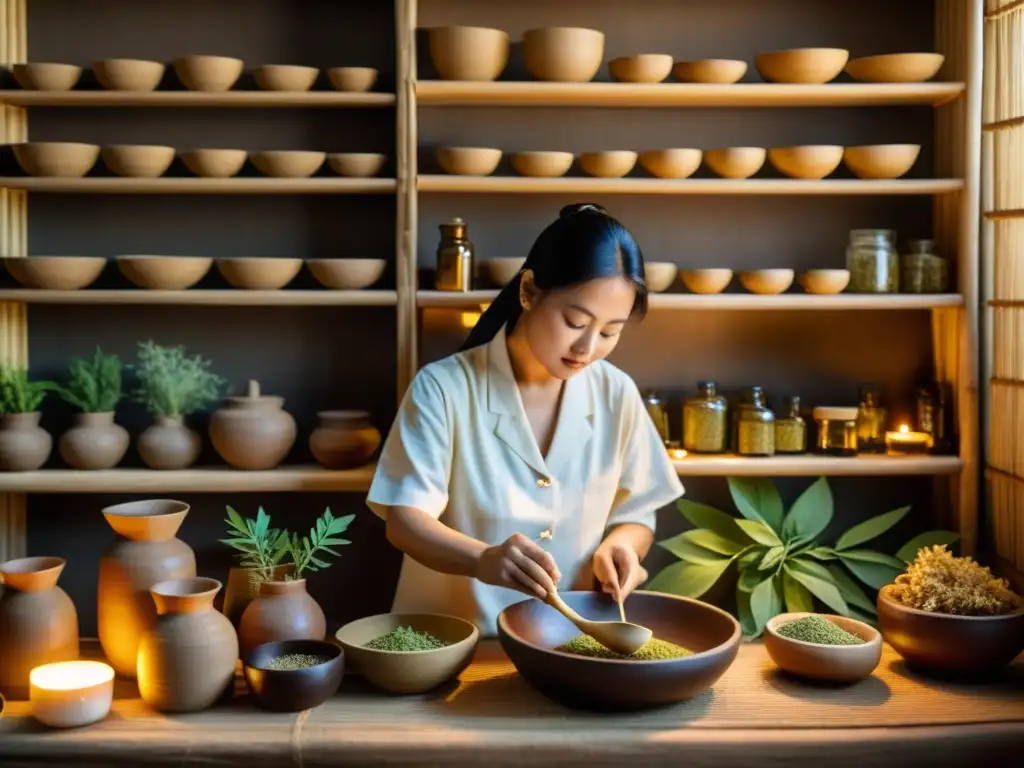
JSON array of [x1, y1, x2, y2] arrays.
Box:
[[101, 145, 175, 178], [511, 151, 574, 178], [12, 62, 83, 91], [435, 146, 502, 176], [13, 142, 100, 178], [497, 590, 741, 711], [4, 256, 107, 290], [117, 255, 213, 290], [755, 48, 849, 84], [845, 53, 944, 83], [704, 147, 765, 179], [172, 55, 244, 92], [93, 58, 165, 91], [842, 144, 921, 180], [768, 145, 843, 180], [523, 27, 605, 83], [428, 26, 510, 82], [638, 148, 702, 179], [578, 150, 637, 178]]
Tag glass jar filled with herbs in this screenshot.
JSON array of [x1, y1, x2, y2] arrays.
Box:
[[642, 390, 670, 447], [847, 229, 899, 293], [856, 384, 887, 453], [900, 239, 949, 294], [736, 386, 775, 457], [730, 388, 754, 453], [682, 381, 728, 454], [813, 406, 859, 457], [774, 395, 806, 454]]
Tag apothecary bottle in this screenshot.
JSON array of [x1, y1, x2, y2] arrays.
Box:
[[642, 390, 670, 447], [736, 387, 775, 457], [856, 384, 887, 454], [847, 229, 899, 293], [813, 407, 859, 457], [435, 217, 474, 292], [774, 396, 806, 455], [683, 381, 728, 454]]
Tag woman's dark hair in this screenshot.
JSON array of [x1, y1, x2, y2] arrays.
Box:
[[460, 203, 648, 351]]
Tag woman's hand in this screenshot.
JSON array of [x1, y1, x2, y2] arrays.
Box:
[[476, 533, 561, 598], [592, 539, 648, 603]]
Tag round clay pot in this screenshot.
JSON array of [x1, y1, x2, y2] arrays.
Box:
[[58, 412, 130, 470], [137, 415, 202, 470], [238, 579, 326, 658], [0, 556, 79, 700], [222, 564, 293, 629], [97, 499, 196, 678], [309, 410, 381, 469], [209, 380, 297, 470], [137, 577, 238, 713], [0, 412, 53, 472]]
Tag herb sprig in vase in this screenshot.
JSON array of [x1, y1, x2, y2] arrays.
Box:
[[0, 364, 58, 471], [56, 347, 130, 470]]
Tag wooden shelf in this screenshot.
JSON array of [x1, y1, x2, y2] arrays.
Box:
[[672, 454, 963, 477], [417, 290, 965, 310], [0, 465, 375, 493], [0, 90, 395, 108], [0, 289, 398, 306], [0, 178, 397, 194], [416, 81, 966, 108], [417, 176, 964, 196]]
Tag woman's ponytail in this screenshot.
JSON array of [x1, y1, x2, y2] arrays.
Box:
[[459, 271, 524, 351]]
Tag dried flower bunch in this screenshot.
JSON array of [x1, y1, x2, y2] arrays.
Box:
[[891, 545, 1023, 616]]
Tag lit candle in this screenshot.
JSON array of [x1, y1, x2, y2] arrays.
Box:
[[30, 660, 114, 728], [885, 424, 932, 455], [669, 447, 688, 460]]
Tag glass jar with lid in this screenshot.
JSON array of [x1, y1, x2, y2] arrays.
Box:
[[847, 229, 899, 293], [900, 238, 949, 294], [682, 381, 728, 454], [774, 395, 806, 455], [856, 384, 887, 454], [642, 390, 670, 447], [813, 406, 859, 456], [736, 387, 775, 457]]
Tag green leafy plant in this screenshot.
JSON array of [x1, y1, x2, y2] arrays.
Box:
[[0, 365, 57, 413], [131, 340, 227, 419], [56, 347, 125, 413], [282, 507, 354, 580], [647, 476, 960, 638], [220, 505, 289, 583]]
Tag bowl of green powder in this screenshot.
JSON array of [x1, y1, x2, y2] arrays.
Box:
[[764, 612, 882, 683], [334, 612, 479, 694], [242, 638, 344, 712]]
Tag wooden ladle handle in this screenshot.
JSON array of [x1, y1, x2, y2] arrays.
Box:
[[544, 590, 587, 626]]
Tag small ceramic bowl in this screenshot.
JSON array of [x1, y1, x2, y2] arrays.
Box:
[[842, 144, 922, 180], [681, 268, 733, 294], [253, 65, 319, 92], [755, 48, 849, 84], [435, 147, 502, 176], [427, 26, 510, 82], [12, 142, 100, 178], [328, 67, 379, 92], [93, 58, 166, 91], [768, 145, 844, 180], [173, 55, 244, 92], [845, 53, 945, 83], [638, 148, 703, 179], [101, 145, 175, 178], [673, 59, 747, 84], [645, 262, 678, 293], [250, 151, 326, 179], [704, 147, 766, 179], [800, 269, 850, 295], [523, 26, 605, 82], [765, 612, 882, 683], [216, 257, 303, 290], [511, 151, 574, 178], [181, 149, 248, 178], [117, 255, 213, 290], [608, 54, 673, 83], [12, 62, 83, 91], [306, 258, 386, 290], [327, 153, 387, 178], [243, 639, 344, 712], [578, 150, 638, 179], [4, 256, 107, 290], [479, 257, 526, 287], [739, 269, 795, 295]]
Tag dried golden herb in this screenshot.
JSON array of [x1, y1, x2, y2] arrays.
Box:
[[891, 545, 1022, 616]]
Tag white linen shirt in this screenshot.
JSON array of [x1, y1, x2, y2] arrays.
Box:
[[366, 324, 685, 635]]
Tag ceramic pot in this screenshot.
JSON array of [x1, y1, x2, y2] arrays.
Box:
[[137, 415, 202, 470], [222, 564, 293, 629], [309, 410, 381, 469], [209, 379, 296, 470], [0, 556, 79, 700], [137, 577, 239, 713], [59, 411, 130, 470], [97, 499, 196, 678], [0, 412, 53, 471], [238, 579, 326, 657]]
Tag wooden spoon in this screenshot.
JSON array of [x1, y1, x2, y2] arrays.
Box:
[[544, 590, 653, 655]]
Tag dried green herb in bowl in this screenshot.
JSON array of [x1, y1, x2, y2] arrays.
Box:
[[775, 615, 866, 646], [363, 625, 452, 652], [265, 652, 332, 670], [558, 634, 693, 660]]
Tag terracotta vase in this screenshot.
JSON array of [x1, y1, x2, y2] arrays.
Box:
[[209, 379, 296, 470], [59, 411, 130, 470], [137, 577, 239, 713], [238, 578, 326, 657], [0, 556, 79, 700], [222, 564, 293, 629], [97, 499, 196, 678], [137, 415, 202, 470], [0, 412, 53, 471], [309, 410, 381, 469]]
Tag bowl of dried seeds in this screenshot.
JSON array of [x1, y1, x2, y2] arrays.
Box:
[[764, 612, 882, 683], [242, 638, 344, 712]]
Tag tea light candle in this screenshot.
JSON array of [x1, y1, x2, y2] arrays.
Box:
[[30, 660, 114, 728], [666, 442, 688, 461], [885, 424, 932, 455]]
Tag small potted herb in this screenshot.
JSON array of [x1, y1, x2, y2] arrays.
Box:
[[55, 347, 130, 470], [131, 340, 227, 470], [219, 505, 292, 627], [0, 364, 57, 471]]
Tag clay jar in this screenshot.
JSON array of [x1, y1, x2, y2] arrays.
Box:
[[0, 557, 79, 700], [59, 412, 130, 470], [137, 415, 202, 470], [209, 379, 296, 470], [0, 412, 53, 471], [222, 564, 293, 629], [137, 577, 239, 713], [309, 410, 381, 469], [98, 499, 196, 678], [238, 578, 326, 657]]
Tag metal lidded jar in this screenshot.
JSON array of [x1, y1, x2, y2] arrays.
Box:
[[435, 216, 474, 292], [813, 406, 859, 457], [736, 386, 775, 457], [642, 390, 671, 447], [774, 395, 806, 455], [847, 228, 899, 293], [683, 381, 728, 454]]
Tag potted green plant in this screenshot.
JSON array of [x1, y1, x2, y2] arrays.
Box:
[[647, 476, 959, 639], [219, 505, 292, 627], [131, 340, 227, 470], [55, 347, 130, 470], [0, 364, 57, 471]]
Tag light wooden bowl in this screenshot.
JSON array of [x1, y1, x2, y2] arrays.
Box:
[[681, 268, 733, 294], [181, 149, 248, 178], [608, 54, 673, 83], [327, 153, 387, 178], [12, 63, 83, 91], [755, 48, 849, 84], [842, 144, 921, 180], [306, 258, 386, 290], [116, 255, 213, 290], [578, 150, 637, 178], [739, 269, 795, 294], [172, 55, 244, 92], [511, 151, 574, 178], [251, 150, 326, 178], [645, 262, 678, 292], [254, 65, 319, 92], [769, 145, 844, 180], [93, 58, 165, 91], [523, 27, 605, 83], [800, 269, 850, 295], [765, 612, 882, 684], [12, 142, 100, 178], [428, 26, 510, 82], [704, 147, 766, 179], [335, 613, 479, 695], [673, 59, 747, 84], [435, 146, 502, 176], [479, 258, 526, 287], [639, 148, 703, 179], [216, 257, 303, 290], [101, 145, 175, 178], [3, 256, 107, 290], [328, 67, 378, 92], [845, 53, 945, 83]]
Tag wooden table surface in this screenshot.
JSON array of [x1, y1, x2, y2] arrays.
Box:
[[1, 640, 1021, 767]]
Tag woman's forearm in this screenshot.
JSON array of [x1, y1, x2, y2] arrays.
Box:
[[604, 522, 655, 560], [385, 505, 487, 577]]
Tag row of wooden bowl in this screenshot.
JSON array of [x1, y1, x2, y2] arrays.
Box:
[[435, 144, 921, 180], [9, 142, 388, 179], [11, 58, 379, 93], [1, 256, 387, 291], [427, 26, 945, 85]]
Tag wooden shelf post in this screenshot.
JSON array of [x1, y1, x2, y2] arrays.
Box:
[[395, 0, 418, 402]]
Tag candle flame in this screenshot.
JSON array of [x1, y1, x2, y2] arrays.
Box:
[[30, 661, 114, 690], [899, 424, 910, 434], [670, 448, 688, 459]]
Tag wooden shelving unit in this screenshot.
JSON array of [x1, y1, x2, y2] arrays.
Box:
[[0, 90, 396, 108], [0, 290, 399, 307], [672, 454, 963, 477], [0, 178, 397, 194]]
